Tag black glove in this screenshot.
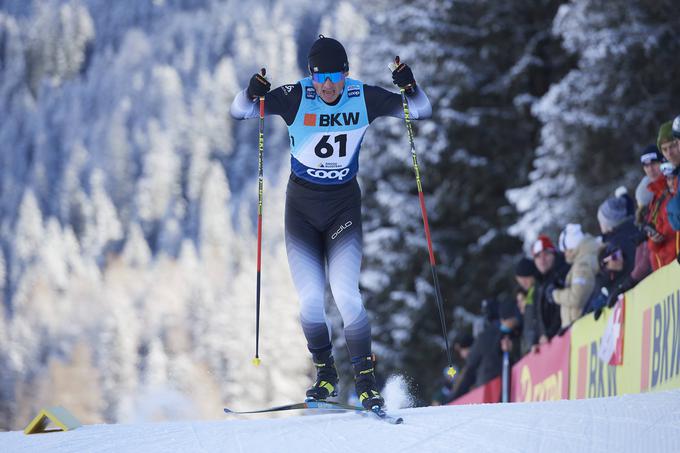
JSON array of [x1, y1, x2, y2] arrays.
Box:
[[246, 72, 270, 99], [593, 308, 602, 321], [392, 62, 416, 93], [606, 291, 620, 308]]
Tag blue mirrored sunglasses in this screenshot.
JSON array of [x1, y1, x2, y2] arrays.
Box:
[[311, 72, 345, 83]]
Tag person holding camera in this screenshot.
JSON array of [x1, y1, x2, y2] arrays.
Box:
[[645, 121, 680, 270]]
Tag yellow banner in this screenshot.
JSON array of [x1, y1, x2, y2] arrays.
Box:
[[569, 260, 680, 399]]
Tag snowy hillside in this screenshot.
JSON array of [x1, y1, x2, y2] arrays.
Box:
[[3, 389, 679, 453]]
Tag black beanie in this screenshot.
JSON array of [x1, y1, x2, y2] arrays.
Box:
[[515, 257, 537, 277], [308, 35, 348, 73], [639, 144, 663, 165]]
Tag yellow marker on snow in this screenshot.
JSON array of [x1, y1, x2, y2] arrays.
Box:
[[24, 406, 81, 435], [252, 357, 261, 367]]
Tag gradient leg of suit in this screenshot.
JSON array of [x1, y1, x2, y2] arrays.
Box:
[[285, 177, 371, 359]]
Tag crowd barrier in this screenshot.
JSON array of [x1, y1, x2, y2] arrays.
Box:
[[450, 260, 680, 404]]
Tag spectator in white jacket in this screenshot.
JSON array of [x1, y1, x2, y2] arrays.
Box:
[[548, 224, 601, 329]]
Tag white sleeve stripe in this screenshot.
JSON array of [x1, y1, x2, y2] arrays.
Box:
[[405, 88, 432, 120], [229, 89, 259, 120]]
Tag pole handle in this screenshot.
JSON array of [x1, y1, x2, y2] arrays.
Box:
[[388, 55, 400, 72]]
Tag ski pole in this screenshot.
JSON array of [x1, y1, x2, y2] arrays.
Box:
[[389, 56, 455, 379], [502, 350, 510, 402], [253, 67, 266, 367]]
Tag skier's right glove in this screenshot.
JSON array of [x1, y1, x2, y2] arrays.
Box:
[[391, 62, 416, 94], [247, 72, 271, 99]]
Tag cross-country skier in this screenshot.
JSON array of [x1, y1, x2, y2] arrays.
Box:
[[230, 35, 432, 410]]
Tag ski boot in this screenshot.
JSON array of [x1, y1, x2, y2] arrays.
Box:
[[305, 350, 339, 401], [352, 354, 385, 410]]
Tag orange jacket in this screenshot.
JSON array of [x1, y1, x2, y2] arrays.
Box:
[[646, 176, 680, 270]]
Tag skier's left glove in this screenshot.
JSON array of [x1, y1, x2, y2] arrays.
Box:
[[247, 72, 271, 100], [392, 62, 416, 94]]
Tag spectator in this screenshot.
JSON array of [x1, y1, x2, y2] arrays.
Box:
[[550, 224, 600, 329], [638, 144, 664, 183], [453, 332, 474, 362], [450, 299, 520, 400], [531, 235, 568, 347], [586, 190, 645, 314], [589, 244, 636, 319], [666, 116, 680, 232], [645, 121, 680, 269], [514, 257, 538, 355], [631, 146, 660, 280], [597, 190, 642, 276]]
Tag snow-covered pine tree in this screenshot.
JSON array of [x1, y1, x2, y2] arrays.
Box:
[[508, 0, 680, 242], [355, 0, 569, 402]]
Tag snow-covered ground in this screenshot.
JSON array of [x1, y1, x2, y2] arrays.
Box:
[[2, 389, 679, 453]]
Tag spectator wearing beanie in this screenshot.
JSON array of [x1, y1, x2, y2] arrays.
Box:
[[645, 121, 680, 269], [514, 257, 538, 355], [639, 144, 663, 182], [530, 235, 568, 346], [550, 224, 600, 329], [597, 190, 643, 279]]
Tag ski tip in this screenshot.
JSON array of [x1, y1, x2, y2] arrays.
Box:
[[252, 357, 261, 367], [223, 408, 234, 414], [447, 366, 457, 378]]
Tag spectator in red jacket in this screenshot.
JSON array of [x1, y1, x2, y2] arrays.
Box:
[[646, 122, 680, 270]]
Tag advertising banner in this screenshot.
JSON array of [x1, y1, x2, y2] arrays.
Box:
[[625, 261, 680, 394], [450, 377, 501, 405], [510, 330, 570, 402], [570, 261, 680, 399]]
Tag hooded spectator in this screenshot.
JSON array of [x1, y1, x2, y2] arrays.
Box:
[[550, 224, 600, 329], [645, 121, 680, 269], [530, 235, 568, 347], [635, 176, 654, 216]]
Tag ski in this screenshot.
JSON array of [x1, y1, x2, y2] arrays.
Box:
[[224, 400, 362, 415], [366, 406, 404, 425], [224, 400, 404, 424]]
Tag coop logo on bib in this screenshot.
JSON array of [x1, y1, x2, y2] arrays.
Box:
[[347, 84, 360, 97], [306, 168, 350, 180]]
